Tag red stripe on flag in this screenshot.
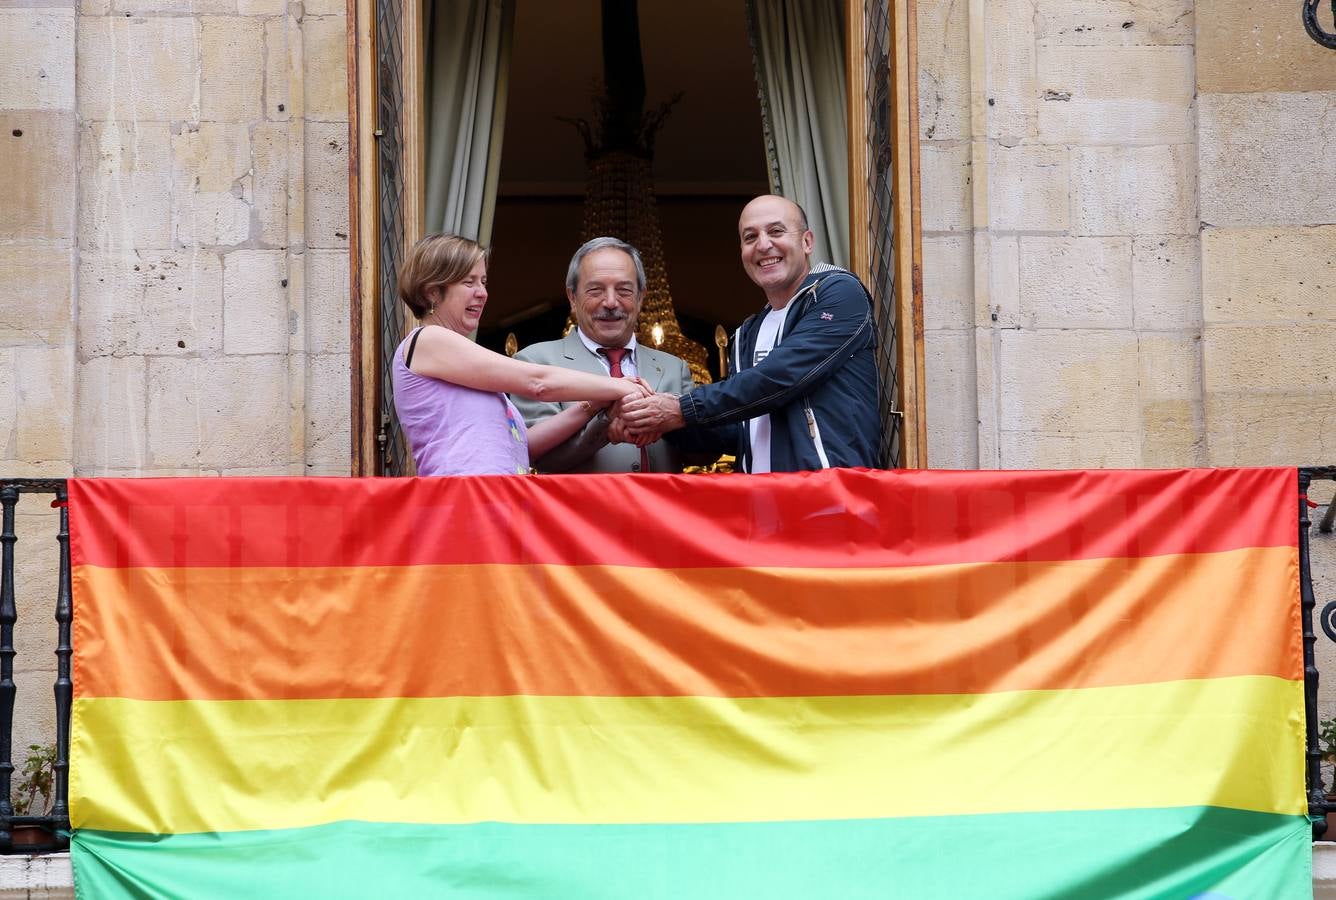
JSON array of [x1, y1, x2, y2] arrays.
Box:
[[69, 468, 1297, 570]]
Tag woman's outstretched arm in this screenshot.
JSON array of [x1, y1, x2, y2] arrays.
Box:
[[408, 325, 643, 404]]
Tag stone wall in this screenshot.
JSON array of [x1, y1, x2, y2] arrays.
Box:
[[919, 0, 1205, 470], [0, 0, 351, 785], [918, 1, 1333, 471], [71, 3, 351, 479]]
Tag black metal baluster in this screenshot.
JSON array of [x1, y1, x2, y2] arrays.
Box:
[[49, 486, 71, 842], [1301, 469, 1327, 837], [0, 485, 18, 851]]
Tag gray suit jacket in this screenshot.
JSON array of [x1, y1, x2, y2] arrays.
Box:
[[511, 332, 695, 473]]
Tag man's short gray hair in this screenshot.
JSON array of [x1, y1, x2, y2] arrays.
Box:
[[565, 237, 647, 295]]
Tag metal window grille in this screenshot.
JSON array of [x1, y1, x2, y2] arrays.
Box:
[[375, 0, 412, 477], [866, 0, 902, 469]]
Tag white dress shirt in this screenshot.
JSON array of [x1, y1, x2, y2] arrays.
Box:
[[576, 329, 641, 379]]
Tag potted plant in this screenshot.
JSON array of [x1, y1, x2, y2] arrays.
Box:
[[1320, 718, 1336, 840], [10, 742, 56, 849]]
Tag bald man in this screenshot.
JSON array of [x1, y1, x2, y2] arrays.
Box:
[[616, 195, 882, 472]]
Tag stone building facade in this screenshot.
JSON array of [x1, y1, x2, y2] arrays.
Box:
[[920, 0, 1335, 472], [0, 0, 1334, 883]]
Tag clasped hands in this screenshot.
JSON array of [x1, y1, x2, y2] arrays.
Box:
[[606, 384, 685, 448]]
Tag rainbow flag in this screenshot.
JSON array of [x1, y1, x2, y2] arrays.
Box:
[[68, 468, 1309, 897]]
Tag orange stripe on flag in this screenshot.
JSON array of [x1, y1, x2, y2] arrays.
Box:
[[74, 546, 1299, 701]]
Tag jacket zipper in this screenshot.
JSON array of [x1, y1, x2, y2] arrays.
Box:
[[803, 399, 832, 469]]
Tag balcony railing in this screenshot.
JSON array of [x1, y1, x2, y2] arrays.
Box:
[[0, 469, 1333, 854], [0, 479, 72, 852]]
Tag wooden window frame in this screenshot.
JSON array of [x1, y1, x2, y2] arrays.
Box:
[[346, 0, 925, 474]]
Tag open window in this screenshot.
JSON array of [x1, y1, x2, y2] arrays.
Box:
[[347, 0, 924, 475]]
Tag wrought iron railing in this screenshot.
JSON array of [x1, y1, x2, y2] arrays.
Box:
[[0, 470, 1333, 852], [0, 480, 72, 853]]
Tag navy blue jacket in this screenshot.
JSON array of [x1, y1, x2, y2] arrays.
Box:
[[673, 265, 882, 472]]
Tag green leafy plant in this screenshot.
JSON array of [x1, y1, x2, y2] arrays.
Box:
[[1322, 718, 1336, 765], [12, 743, 55, 816]]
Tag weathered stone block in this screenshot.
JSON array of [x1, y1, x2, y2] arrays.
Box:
[[200, 16, 262, 121], [263, 17, 291, 120], [1140, 424, 1206, 468], [1199, 92, 1336, 228], [0, 111, 74, 241], [14, 347, 72, 462], [306, 249, 350, 354], [985, 0, 1037, 144], [1203, 226, 1336, 324], [998, 329, 1139, 431], [0, 247, 73, 348], [224, 250, 289, 354], [987, 145, 1069, 233], [171, 122, 252, 247], [147, 355, 290, 468], [1036, 46, 1194, 145], [1132, 236, 1201, 330], [237, 0, 283, 15], [924, 328, 977, 469], [305, 351, 350, 469], [917, 0, 970, 142], [1204, 324, 1336, 394], [1038, 46, 1194, 103], [304, 16, 347, 121], [0, 10, 75, 111], [979, 234, 1019, 326], [999, 430, 1142, 469], [252, 121, 290, 246], [303, 0, 343, 19], [920, 143, 972, 233], [74, 355, 148, 472], [1072, 145, 1196, 236], [1036, 0, 1194, 46], [974, 328, 999, 467], [922, 235, 973, 330], [12, 508, 61, 656], [1038, 97, 1195, 147], [77, 250, 223, 357], [1198, 0, 1336, 93], [0, 349, 15, 458], [111, 0, 233, 13], [78, 121, 172, 250], [1138, 332, 1201, 402], [10, 679, 58, 784], [1205, 392, 1336, 467], [1017, 236, 1133, 329], [77, 17, 199, 121], [304, 122, 350, 249]]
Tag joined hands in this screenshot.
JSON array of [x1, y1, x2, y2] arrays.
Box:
[[607, 390, 685, 447]]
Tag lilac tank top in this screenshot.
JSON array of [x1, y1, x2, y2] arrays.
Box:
[[391, 328, 530, 476]]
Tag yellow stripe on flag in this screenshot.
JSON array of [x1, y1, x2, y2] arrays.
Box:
[[71, 675, 1304, 835]]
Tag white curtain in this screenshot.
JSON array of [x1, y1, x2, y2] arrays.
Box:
[[745, 0, 849, 268], [424, 0, 514, 243]]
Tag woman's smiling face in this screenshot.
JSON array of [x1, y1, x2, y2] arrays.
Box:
[[431, 259, 488, 334]]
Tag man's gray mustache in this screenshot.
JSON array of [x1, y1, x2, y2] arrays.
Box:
[[593, 311, 628, 321]]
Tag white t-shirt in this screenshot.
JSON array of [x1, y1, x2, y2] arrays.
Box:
[[747, 302, 791, 473]]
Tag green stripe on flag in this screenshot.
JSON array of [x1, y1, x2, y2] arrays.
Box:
[[72, 806, 1311, 900]]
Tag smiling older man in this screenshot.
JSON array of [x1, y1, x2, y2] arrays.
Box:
[[617, 195, 882, 472], [510, 236, 695, 473]]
